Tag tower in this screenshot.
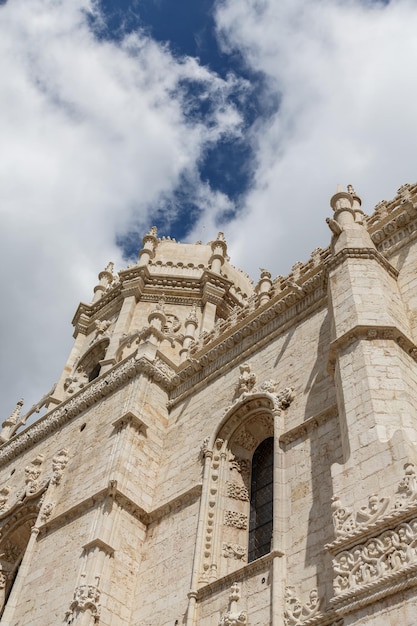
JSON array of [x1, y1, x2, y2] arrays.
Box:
[[1, 183, 417, 625]]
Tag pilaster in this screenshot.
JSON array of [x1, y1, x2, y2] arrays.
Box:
[[326, 186, 417, 504]]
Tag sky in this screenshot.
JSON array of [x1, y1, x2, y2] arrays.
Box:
[[1, 0, 417, 421]]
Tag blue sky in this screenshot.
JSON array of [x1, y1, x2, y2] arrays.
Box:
[[1, 0, 417, 419], [95, 0, 273, 248]]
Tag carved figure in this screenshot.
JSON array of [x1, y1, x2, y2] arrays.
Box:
[[51, 449, 70, 486], [284, 585, 320, 625], [222, 543, 246, 560], [235, 363, 256, 397], [0, 486, 10, 512]]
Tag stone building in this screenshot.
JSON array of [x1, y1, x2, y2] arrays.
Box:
[[1, 183, 417, 625]]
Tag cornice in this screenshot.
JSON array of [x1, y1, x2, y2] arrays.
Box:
[[325, 247, 398, 279], [168, 279, 327, 408], [279, 405, 338, 446], [327, 325, 417, 375], [38, 483, 202, 534], [196, 550, 280, 600]]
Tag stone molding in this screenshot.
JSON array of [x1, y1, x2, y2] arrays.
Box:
[[279, 405, 337, 446], [330, 518, 417, 604], [327, 325, 417, 374], [37, 482, 201, 535], [196, 550, 282, 601], [325, 247, 398, 280], [169, 287, 326, 407]]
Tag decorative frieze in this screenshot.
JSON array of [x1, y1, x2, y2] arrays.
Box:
[[0, 355, 171, 468], [332, 518, 417, 597], [327, 464, 417, 611]]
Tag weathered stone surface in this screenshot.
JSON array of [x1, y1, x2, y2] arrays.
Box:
[[2, 185, 417, 624]]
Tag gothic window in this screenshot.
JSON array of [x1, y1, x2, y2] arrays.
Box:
[[248, 437, 274, 562]]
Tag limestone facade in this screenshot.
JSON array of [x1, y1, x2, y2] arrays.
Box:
[[2, 184, 417, 624]]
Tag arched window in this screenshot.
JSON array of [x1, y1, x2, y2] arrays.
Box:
[[0, 517, 34, 618], [248, 437, 274, 562]]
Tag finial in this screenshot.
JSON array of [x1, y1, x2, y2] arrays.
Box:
[[4, 399, 24, 426], [147, 226, 158, 237]]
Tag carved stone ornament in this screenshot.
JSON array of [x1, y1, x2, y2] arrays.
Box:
[[16, 455, 45, 501], [65, 576, 101, 624], [39, 501, 55, 523], [332, 517, 417, 596], [226, 481, 249, 501], [222, 543, 246, 560], [326, 464, 417, 610], [219, 582, 247, 626], [0, 449, 69, 521], [235, 363, 257, 398], [51, 449, 70, 485], [224, 510, 248, 530], [331, 463, 417, 540], [284, 586, 321, 626]]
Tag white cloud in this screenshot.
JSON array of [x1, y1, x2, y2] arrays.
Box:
[[0, 0, 243, 419], [211, 0, 417, 277]]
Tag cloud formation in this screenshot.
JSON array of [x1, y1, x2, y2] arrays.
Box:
[[210, 0, 417, 275], [0, 0, 243, 418], [2, 0, 417, 422]]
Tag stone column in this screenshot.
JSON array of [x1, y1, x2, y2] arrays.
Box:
[[92, 262, 114, 303], [138, 226, 158, 267], [180, 306, 199, 362], [257, 269, 273, 307]]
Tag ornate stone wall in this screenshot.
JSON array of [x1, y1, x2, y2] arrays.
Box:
[[1, 184, 417, 624]]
